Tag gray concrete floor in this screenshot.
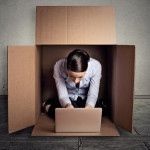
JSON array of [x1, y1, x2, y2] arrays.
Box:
[[0, 98, 150, 150]]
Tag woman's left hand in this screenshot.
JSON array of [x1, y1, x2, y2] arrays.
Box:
[[85, 104, 92, 108]]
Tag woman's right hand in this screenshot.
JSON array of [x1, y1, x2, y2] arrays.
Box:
[[65, 103, 74, 108]]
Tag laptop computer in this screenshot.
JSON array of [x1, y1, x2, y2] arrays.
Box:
[[55, 108, 102, 133]]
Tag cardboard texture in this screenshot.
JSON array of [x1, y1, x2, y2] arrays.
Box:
[[67, 6, 116, 44], [31, 114, 120, 136], [8, 46, 37, 133], [8, 6, 135, 136], [35, 46, 41, 124], [36, 6, 116, 45], [106, 45, 135, 133], [36, 6, 67, 44], [113, 45, 135, 132]]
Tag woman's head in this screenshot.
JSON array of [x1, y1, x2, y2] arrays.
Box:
[[67, 49, 90, 84], [67, 49, 90, 72]]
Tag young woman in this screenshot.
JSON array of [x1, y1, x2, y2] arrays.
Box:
[[42, 49, 102, 119]]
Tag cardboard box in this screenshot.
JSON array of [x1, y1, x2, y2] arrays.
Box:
[[8, 6, 135, 136], [8, 45, 135, 136]]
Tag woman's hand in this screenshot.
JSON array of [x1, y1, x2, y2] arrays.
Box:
[[65, 103, 74, 108], [85, 104, 93, 108]]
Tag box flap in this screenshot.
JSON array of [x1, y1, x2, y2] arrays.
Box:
[[36, 6, 116, 45], [67, 6, 116, 44], [113, 45, 135, 133], [8, 46, 38, 133], [36, 6, 67, 45], [32, 114, 120, 136]]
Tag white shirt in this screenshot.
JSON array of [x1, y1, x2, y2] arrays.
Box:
[[53, 57, 102, 108]]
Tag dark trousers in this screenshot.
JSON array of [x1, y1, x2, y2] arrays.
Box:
[[47, 97, 86, 119]]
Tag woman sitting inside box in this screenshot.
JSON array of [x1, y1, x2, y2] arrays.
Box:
[[42, 49, 103, 119]]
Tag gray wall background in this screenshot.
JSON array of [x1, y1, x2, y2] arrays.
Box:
[[0, 0, 150, 96]]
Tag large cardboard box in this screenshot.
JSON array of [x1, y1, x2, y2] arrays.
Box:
[[8, 6, 135, 136]]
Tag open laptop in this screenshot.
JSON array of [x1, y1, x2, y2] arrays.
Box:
[[55, 108, 102, 133]]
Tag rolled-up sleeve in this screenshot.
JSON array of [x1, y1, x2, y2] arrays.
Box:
[[86, 61, 102, 108], [53, 62, 71, 108]]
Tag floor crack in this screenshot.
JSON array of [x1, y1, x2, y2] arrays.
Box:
[[78, 137, 83, 150], [133, 127, 140, 135], [143, 142, 150, 150]]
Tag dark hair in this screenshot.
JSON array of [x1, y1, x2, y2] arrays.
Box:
[[67, 49, 90, 72]]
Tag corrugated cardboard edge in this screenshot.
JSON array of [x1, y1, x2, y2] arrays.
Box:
[[35, 46, 41, 124]]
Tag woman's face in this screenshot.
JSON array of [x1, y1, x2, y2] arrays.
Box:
[[68, 70, 86, 84]]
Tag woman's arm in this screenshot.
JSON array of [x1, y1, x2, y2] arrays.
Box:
[[53, 62, 73, 108], [85, 61, 102, 108]]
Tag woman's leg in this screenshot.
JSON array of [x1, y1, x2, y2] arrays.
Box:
[[76, 96, 86, 108], [70, 100, 78, 108], [68, 97, 78, 108], [47, 97, 78, 119], [47, 98, 61, 119]]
